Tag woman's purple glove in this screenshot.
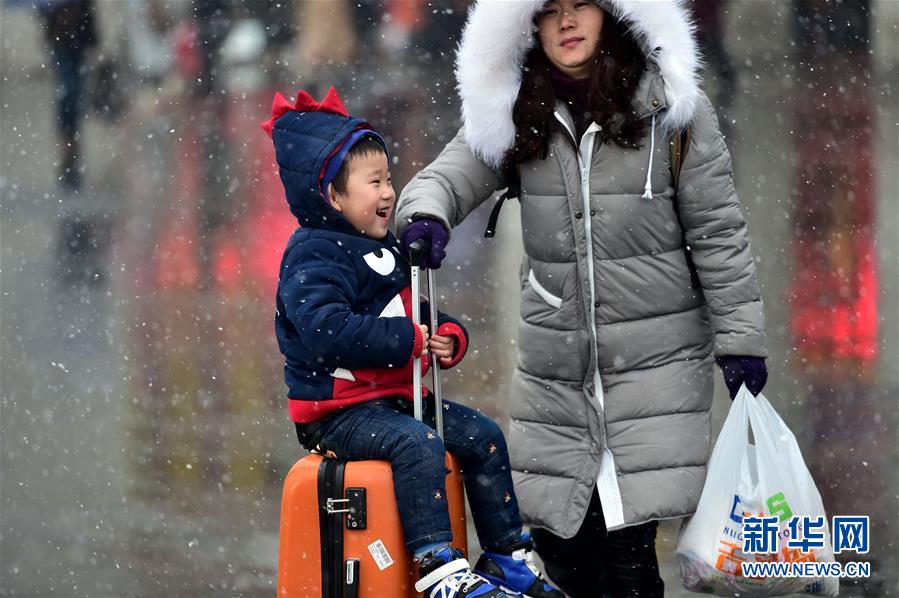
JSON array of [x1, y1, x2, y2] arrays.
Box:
[[716, 356, 768, 400], [399, 218, 449, 269]]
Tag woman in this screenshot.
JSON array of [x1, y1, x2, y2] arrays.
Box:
[[396, 0, 769, 595]]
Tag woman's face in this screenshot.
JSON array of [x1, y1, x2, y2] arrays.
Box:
[[536, 0, 604, 79]]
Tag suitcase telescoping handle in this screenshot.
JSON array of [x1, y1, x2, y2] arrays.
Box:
[[408, 240, 445, 439]]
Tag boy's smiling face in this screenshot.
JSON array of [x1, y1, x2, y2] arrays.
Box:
[[328, 150, 395, 239]]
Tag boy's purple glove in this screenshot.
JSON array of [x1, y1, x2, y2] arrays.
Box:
[[400, 218, 449, 269], [716, 356, 768, 400]]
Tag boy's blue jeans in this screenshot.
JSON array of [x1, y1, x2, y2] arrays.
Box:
[[305, 397, 523, 553]]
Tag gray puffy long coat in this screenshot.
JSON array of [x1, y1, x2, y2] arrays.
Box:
[[396, 0, 767, 537]]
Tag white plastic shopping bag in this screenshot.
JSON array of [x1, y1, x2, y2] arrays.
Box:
[[676, 385, 839, 596]]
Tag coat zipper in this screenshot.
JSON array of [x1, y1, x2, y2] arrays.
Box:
[[554, 110, 627, 529], [553, 111, 606, 413]]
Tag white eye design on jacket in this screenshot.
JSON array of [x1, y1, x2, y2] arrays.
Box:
[[362, 248, 396, 276]]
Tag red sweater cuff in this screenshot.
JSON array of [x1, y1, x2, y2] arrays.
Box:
[[437, 322, 468, 369], [411, 322, 425, 358]]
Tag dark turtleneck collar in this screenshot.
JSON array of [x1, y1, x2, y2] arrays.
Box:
[[548, 64, 591, 140]]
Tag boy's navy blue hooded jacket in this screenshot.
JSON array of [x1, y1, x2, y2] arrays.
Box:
[[265, 89, 468, 423]]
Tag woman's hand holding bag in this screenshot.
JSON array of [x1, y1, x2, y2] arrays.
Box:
[[717, 356, 768, 399], [676, 385, 839, 596]]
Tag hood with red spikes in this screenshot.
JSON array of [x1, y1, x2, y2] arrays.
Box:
[[263, 87, 387, 231], [261, 87, 350, 138]]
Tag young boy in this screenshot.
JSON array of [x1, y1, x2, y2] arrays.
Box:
[[264, 88, 563, 598]]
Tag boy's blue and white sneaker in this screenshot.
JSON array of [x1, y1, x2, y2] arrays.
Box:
[[474, 533, 564, 598], [416, 546, 510, 598]]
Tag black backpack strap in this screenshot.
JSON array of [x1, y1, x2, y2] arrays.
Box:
[[670, 127, 692, 191], [669, 127, 702, 290], [484, 165, 521, 238]]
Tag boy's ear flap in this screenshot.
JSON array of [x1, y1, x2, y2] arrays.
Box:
[[327, 184, 342, 211]]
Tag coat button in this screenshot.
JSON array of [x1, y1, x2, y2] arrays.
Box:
[[594, 301, 600, 308], [652, 99, 660, 107], [590, 209, 596, 216], [574, 211, 583, 219]]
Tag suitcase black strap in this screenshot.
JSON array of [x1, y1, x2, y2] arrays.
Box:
[[318, 458, 346, 598]]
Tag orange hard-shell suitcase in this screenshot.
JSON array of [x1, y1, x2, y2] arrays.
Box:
[[278, 246, 467, 597], [277, 453, 467, 597]]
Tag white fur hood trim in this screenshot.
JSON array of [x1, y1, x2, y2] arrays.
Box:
[[455, 0, 702, 169]]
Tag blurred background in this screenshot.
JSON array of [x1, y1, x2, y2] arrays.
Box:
[[1, 1, 897, 596]]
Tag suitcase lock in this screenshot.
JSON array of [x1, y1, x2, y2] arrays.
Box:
[[325, 497, 350, 514], [325, 489, 367, 529]]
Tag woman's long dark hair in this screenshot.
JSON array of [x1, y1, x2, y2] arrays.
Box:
[[504, 12, 648, 168]]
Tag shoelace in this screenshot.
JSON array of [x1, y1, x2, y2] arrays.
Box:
[[432, 570, 484, 596]]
